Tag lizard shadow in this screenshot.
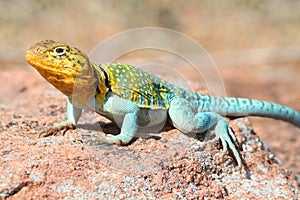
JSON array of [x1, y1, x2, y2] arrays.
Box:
[[76, 120, 175, 142], [77, 120, 249, 172], [77, 120, 220, 145]]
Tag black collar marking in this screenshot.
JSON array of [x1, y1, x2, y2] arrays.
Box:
[[98, 65, 112, 93]]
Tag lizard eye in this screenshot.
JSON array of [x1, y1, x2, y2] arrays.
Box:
[[54, 47, 66, 56]]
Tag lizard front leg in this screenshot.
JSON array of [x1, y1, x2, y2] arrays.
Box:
[[40, 98, 82, 137], [56, 98, 82, 126], [168, 98, 242, 167], [100, 96, 139, 145]]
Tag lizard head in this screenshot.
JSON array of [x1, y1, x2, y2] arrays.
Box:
[[25, 40, 98, 104]]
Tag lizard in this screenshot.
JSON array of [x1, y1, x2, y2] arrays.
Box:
[[25, 40, 300, 167]]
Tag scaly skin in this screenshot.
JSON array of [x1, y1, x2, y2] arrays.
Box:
[[25, 40, 300, 167]]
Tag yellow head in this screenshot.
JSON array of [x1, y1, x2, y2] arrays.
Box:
[[25, 40, 98, 105]]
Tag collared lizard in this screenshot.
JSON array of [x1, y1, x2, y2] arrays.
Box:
[[25, 40, 300, 167]]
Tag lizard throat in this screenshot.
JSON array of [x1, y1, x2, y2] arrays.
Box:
[[26, 52, 99, 105], [26, 52, 77, 96]]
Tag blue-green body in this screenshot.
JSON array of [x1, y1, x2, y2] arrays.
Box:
[[27, 39, 299, 168], [62, 63, 300, 167]]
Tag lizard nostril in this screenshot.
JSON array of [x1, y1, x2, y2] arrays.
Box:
[[35, 47, 41, 53]]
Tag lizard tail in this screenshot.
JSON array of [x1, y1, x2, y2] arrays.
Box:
[[201, 96, 300, 128]]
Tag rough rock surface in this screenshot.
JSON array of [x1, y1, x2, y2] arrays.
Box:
[[0, 68, 299, 199]]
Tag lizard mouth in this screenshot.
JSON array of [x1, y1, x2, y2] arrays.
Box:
[[25, 51, 49, 71], [25, 50, 74, 76], [25, 50, 76, 96]]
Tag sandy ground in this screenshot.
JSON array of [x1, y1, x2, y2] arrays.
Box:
[[0, 58, 299, 199]]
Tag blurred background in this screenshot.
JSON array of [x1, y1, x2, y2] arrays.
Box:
[[1, 0, 300, 67]]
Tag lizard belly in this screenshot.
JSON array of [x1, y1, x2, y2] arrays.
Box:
[[84, 96, 168, 130], [82, 97, 168, 127], [76, 96, 114, 121], [137, 108, 168, 127]]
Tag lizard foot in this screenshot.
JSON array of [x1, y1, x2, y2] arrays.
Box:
[[215, 119, 242, 167], [39, 120, 76, 137], [97, 134, 131, 146]]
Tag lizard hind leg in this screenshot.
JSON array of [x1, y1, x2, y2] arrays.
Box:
[[168, 98, 196, 133], [168, 98, 242, 167], [193, 112, 242, 167]]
